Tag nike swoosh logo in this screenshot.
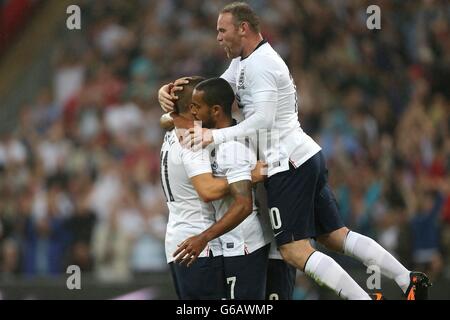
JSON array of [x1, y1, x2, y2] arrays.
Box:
[[274, 231, 283, 237]]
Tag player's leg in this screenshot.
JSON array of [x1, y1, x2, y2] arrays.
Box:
[[169, 255, 226, 300], [223, 244, 269, 300], [313, 151, 431, 299], [278, 238, 370, 300], [256, 177, 295, 300], [169, 262, 183, 299], [318, 226, 411, 289], [318, 226, 431, 299], [266, 258, 296, 300], [266, 152, 370, 300]]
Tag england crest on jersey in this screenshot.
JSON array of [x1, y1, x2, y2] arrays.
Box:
[[210, 148, 218, 174], [211, 161, 218, 174], [238, 67, 245, 90]]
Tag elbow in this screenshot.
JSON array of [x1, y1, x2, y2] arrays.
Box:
[[262, 117, 274, 129], [257, 112, 275, 130], [200, 195, 214, 203], [198, 191, 215, 203], [267, 112, 277, 128], [240, 198, 253, 217], [159, 118, 167, 129], [160, 113, 174, 130], [255, 102, 277, 129]]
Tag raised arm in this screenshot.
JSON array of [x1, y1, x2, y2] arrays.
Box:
[[213, 60, 278, 144], [185, 59, 279, 148]]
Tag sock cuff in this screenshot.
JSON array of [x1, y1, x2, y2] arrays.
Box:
[[343, 230, 358, 255], [304, 251, 323, 275]]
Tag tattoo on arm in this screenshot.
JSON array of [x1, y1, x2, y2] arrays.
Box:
[[229, 180, 252, 200], [200, 180, 252, 242]]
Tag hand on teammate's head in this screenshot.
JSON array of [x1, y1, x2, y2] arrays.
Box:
[[159, 78, 191, 112], [159, 83, 175, 112], [170, 77, 190, 99], [173, 77, 190, 86]]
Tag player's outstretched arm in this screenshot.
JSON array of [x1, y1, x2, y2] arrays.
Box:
[[173, 180, 253, 266], [192, 61, 279, 147], [190, 173, 229, 202], [182, 97, 277, 148]]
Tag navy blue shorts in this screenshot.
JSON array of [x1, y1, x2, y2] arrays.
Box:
[[266, 258, 297, 300], [223, 244, 270, 300], [265, 151, 344, 246], [169, 254, 226, 300]]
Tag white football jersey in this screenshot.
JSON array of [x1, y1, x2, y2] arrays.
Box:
[[218, 41, 321, 177], [160, 130, 222, 263], [209, 139, 271, 257]]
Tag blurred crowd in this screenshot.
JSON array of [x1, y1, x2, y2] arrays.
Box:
[[0, 0, 449, 296]]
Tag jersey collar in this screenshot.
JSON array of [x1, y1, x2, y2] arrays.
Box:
[[241, 39, 267, 61]]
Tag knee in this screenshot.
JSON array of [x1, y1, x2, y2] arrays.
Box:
[[279, 246, 296, 267], [317, 227, 350, 253], [279, 240, 315, 270]]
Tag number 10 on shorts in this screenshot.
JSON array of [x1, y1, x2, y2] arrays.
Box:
[[269, 207, 282, 230]]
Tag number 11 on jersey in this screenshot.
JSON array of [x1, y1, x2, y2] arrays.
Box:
[[160, 150, 174, 202]]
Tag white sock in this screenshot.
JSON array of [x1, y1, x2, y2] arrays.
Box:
[[304, 251, 371, 300], [344, 231, 411, 293]]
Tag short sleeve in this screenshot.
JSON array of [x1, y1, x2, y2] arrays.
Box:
[[181, 147, 212, 178], [217, 141, 256, 184]]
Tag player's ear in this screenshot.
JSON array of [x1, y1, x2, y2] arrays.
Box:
[[190, 103, 201, 117], [212, 105, 221, 116], [238, 21, 247, 35]]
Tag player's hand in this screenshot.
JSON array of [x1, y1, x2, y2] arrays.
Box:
[[158, 77, 190, 112], [170, 77, 190, 98], [181, 127, 214, 149], [173, 234, 209, 267], [251, 161, 268, 184], [158, 83, 175, 112]]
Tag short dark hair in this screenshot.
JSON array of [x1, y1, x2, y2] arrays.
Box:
[[221, 2, 260, 33], [195, 78, 235, 117], [174, 76, 206, 114]]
